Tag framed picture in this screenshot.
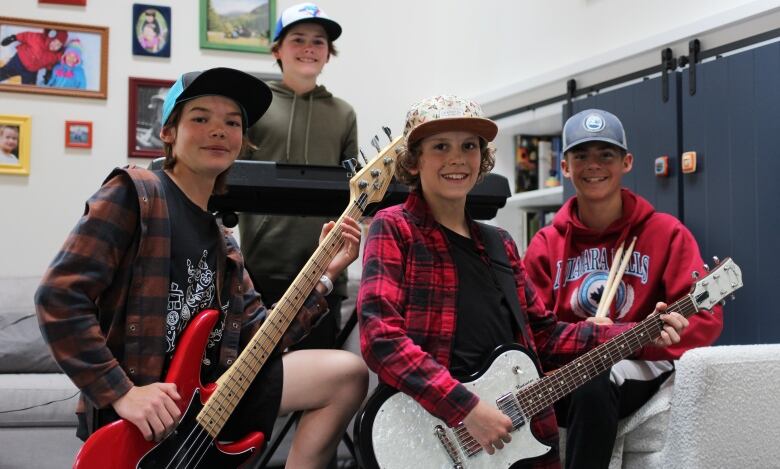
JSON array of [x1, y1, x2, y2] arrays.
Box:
[[132, 4, 171, 57], [200, 0, 275, 53], [65, 120, 92, 148], [128, 77, 173, 158], [0, 17, 108, 98], [39, 0, 87, 5], [0, 114, 31, 176]]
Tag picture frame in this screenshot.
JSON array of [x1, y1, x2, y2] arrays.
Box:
[[128, 77, 174, 158], [0, 114, 31, 176], [39, 0, 87, 5], [200, 0, 275, 54], [132, 4, 171, 57], [0, 17, 108, 99], [65, 120, 92, 148]]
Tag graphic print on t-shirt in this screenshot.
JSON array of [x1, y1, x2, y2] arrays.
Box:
[[165, 250, 216, 352]]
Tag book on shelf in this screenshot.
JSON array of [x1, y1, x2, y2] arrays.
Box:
[[519, 208, 557, 253], [514, 134, 562, 193]]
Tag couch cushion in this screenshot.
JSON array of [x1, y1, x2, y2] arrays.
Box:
[[0, 312, 60, 373], [0, 374, 79, 427]]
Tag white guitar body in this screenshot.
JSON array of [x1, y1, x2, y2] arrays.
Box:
[[368, 347, 551, 469]]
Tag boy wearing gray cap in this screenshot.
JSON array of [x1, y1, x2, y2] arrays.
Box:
[[36, 67, 366, 468], [524, 109, 722, 468]]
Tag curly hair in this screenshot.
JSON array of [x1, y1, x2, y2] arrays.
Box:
[[161, 105, 255, 195], [394, 137, 496, 187]]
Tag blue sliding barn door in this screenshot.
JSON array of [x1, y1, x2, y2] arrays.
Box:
[[681, 42, 780, 345]]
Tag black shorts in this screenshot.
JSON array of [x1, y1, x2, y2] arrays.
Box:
[[77, 356, 284, 443]]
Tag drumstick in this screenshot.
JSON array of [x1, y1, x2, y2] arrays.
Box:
[[596, 236, 637, 318], [596, 240, 625, 317]]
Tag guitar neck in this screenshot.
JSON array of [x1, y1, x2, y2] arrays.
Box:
[[517, 294, 699, 419], [196, 200, 365, 437]]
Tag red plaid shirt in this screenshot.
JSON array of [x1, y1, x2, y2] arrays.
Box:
[[35, 167, 327, 414], [358, 191, 635, 468]]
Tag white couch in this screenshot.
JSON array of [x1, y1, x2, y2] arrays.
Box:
[[597, 344, 780, 468]]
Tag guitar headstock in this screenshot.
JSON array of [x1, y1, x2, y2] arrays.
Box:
[[347, 133, 403, 213], [690, 257, 743, 311]]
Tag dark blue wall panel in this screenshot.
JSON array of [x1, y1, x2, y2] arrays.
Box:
[[682, 42, 780, 345]]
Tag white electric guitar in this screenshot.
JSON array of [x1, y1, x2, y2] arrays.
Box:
[[354, 258, 742, 469]]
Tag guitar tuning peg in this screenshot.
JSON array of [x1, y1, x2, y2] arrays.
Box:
[[730, 294, 736, 301], [371, 135, 381, 153], [703, 263, 710, 272], [382, 126, 393, 142], [358, 149, 368, 167], [712, 256, 721, 265], [692, 271, 700, 279], [719, 299, 727, 306], [341, 158, 357, 177]]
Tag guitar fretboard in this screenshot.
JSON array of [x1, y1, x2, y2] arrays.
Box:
[[195, 200, 366, 437], [517, 295, 698, 418]]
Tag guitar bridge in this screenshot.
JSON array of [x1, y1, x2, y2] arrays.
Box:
[[433, 425, 463, 469]]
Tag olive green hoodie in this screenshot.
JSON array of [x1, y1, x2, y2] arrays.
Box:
[[239, 81, 358, 297]]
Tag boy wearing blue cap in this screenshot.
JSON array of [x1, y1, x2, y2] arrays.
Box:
[[239, 3, 357, 352], [36, 67, 367, 468], [524, 109, 722, 468]]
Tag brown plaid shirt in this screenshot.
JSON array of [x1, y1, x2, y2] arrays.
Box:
[[35, 167, 327, 413]]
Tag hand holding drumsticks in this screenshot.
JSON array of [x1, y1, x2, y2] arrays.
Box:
[[595, 236, 637, 318]]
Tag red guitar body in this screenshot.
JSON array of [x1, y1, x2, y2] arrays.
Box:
[[73, 309, 265, 469]]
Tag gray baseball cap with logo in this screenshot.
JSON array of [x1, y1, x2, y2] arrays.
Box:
[[562, 109, 627, 153]]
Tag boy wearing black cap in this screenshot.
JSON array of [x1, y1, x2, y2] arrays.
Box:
[[239, 3, 357, 351], [357, 97, 687, 468], [35, 67, 367, 468], [524, 109, 722, 468]]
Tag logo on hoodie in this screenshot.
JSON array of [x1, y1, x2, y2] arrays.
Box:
[[553, 247, 649, 319]]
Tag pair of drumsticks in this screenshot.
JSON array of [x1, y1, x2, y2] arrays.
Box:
[[595, 236, 637, 318]]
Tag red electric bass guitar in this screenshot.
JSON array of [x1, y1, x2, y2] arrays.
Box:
[[73, 135, 402, 469]]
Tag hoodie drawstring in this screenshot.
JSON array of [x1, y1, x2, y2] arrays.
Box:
[[303, 93, 313, 164], [284, 94, 297, 162], [284, 92, 314, 164], [553, 222, 574, 315]]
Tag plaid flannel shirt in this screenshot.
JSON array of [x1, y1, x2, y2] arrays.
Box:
[[35, 167, 327, 413], [357, 190, 635, 468]]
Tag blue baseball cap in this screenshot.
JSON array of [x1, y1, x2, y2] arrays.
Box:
[[562, 109, 627, 153], [273, 3, 341, 42], [160, 67, 272, 131]]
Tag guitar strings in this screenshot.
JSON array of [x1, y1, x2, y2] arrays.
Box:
[[447, 295, 697, 458]]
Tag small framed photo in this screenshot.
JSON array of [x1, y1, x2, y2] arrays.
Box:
[[65, 120, 92, 148], [132, 4, 171, 57], [39, 0, 87, 5], [0, 114, 31, 176], [200, 0, 275, 54], [0, 17, 108, 99], [128, 76, 173, 158]]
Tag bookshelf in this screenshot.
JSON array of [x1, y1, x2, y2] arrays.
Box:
[[490, 103, 565, 252]]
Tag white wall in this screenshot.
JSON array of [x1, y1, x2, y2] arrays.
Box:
[[2, 0, 779, 278]]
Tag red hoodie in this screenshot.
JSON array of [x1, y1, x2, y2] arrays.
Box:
[[524, 189, 723, 361]]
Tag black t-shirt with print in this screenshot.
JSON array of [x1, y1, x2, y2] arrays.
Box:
[[159, 170, 228, 381]]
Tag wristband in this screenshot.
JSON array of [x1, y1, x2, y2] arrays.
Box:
[[319, 274, 334, 296]]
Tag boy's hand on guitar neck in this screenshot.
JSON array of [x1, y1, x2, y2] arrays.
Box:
[[112, 383, 182, 442], [462, 400, 513, 455], [586, 301, 689, 347], [317, 216, 361, 291]]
